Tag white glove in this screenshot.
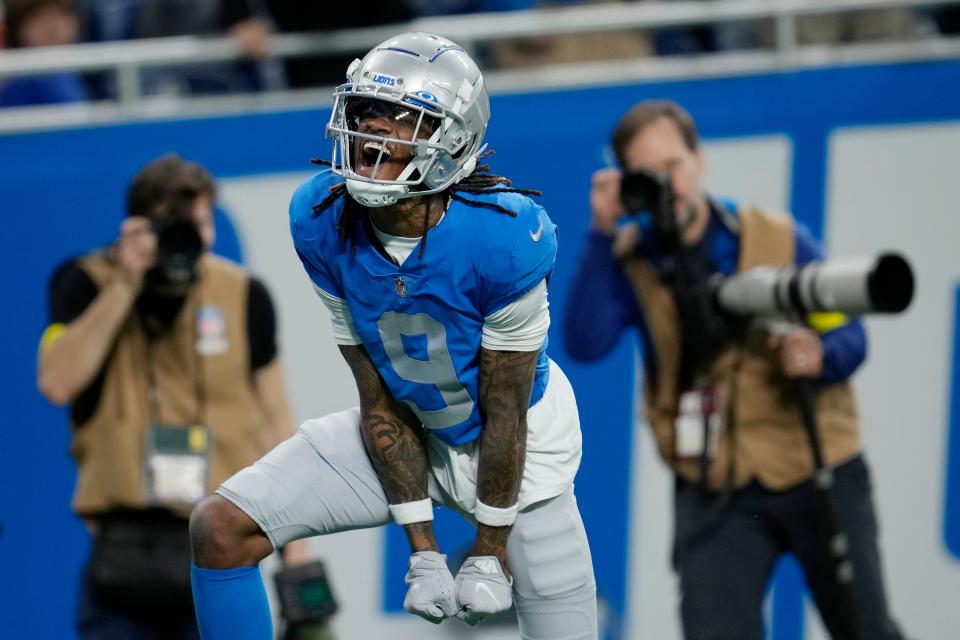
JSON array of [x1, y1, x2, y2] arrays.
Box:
[[403, 551, 458, 624], [454, 556, 514, 625]]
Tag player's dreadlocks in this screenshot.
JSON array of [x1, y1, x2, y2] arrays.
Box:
[[309, 151, 542, 258]]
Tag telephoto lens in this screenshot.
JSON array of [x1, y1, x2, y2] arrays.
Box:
[[715, 252, 914, 317]]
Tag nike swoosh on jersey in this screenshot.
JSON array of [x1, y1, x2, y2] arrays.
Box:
[[529, 216, 544, 242]]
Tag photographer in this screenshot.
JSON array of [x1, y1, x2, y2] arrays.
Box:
[[37, 154, 314, 638], [564, 101, 905, 639]]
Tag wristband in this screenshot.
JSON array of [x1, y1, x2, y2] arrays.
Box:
[[474, 499, 519, 527], [389, 498, 434, 525]]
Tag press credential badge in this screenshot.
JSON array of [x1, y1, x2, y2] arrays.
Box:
[[144, 424, 211, 506]]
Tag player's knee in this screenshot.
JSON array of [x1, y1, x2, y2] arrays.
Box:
[[508, 494, 598, 637], [514, 551, 595, 602], [510, 496, 596, 602], [514, 586, 597, 640], [190, 494, 272, 568]]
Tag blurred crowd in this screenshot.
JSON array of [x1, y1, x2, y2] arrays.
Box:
[[0, 0, 959, 107]]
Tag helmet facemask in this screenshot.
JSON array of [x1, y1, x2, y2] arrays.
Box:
[[327, 88, 479, 207], [344, 97, 439, 181]]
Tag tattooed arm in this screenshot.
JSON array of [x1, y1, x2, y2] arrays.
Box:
[[471, 347, 540, 577], [339, 344, 438, 553]]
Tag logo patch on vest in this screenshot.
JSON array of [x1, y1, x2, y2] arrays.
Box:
[[394, 277, 408, 297], [195, 305, 228, 356]]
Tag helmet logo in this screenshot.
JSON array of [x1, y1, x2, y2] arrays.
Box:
[[415, 91, 438, 103], [394, 276, 408, 297], [371, 73, 397, 87]]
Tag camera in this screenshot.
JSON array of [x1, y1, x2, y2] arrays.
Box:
[[619, 168, 679, 246], [715, 253, 914, 317], [620, 167, 672, 216], [274, 560, 338, 629], [144, 210, 204, 294]]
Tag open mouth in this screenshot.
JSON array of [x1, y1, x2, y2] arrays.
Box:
[[357, 141, 392, 174]]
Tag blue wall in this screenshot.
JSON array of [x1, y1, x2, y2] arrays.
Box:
[[2, 58, 959, 639]]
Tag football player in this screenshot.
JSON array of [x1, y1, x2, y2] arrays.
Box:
[[189, 32, 598, 640]]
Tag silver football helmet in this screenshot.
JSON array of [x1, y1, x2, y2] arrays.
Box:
[[326, 32, 491, 207]]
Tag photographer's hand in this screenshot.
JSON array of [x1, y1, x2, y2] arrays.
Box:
[[115, 216, 157, 291], [37, 218, 155, 406], [769, 328, 824, 378], [590, 168, 627, 235]]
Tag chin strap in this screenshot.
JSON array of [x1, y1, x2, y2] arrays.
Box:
[[450, 144, 485, 185], [346, 179, 409, 207]]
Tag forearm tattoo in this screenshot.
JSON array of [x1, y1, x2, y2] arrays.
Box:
[[339, 345, 429, 505], [474, 348, 538, 555]]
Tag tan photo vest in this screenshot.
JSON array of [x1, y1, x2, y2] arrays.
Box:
[[71, 252, 267, 517], [618, 207, 861, 491]]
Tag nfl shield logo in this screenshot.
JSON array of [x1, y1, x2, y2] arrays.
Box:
[[394, 277, 407, 297], [195, 305, 228, 355]]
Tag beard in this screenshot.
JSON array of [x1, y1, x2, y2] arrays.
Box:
[[676, 197, 700, 233]]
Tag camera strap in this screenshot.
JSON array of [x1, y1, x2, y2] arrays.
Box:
[[666, 206, 748, 391]]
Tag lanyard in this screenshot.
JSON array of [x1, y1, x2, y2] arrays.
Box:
[[144, 294, 207, 427]]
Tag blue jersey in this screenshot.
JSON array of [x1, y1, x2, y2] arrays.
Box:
[[290, 171, 557, 446]]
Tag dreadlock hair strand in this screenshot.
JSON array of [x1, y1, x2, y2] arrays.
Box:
[[449, 193, 518, 217], [311, 182, 348, 217], [309, 182, 363, 255], [306, 148, 542, 258]]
